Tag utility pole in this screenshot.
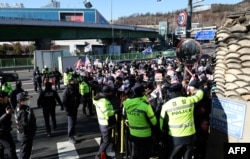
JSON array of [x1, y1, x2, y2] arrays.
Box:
[[111, 0, 114, 44], [186, 0, 192, 38]]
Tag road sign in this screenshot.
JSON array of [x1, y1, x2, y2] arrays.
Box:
[[176, 11, 187, 27], [195, 30, 216, 40], [193, 4, 212, 12], [211, 98, 246, 139]]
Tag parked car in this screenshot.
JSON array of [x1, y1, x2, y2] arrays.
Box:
[[0, 70, 19, 82]]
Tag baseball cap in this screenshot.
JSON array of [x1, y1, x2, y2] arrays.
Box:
[[16, 91, 31, 101]]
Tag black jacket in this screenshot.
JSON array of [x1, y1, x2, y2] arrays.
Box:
[[0, 103, 12, 134], [15, 104, 37, 139], [10, 88, 24, 109], [62, 85, 81, 113], [37, 89, 63, 109]]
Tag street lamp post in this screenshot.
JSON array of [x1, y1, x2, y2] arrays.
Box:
[[111, 0, 114, 44], [186, 0, 205, 38], [186, 0, 192, 38]]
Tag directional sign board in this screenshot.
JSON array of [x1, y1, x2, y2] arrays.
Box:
[[192, 4, 212, 13], [195, 30, 216, 41], [211, 98, 246, 139]]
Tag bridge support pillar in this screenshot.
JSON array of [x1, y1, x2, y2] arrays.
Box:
[[35, 38, 51, 50]]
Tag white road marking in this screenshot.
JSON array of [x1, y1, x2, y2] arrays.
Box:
[[56, 138, 101, 159], [95, 137, 101, 145], [57, 141, 80, 159]]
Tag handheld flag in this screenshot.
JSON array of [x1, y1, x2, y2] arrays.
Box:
[[74, 55, 91, 68], [84, 44, 92, 52], [142, 46, 152, 54], [105, 57, 109, 64]]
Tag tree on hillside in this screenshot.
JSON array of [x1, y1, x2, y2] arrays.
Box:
[[13, 42, 22, 55], [28, 44, 36, 55]]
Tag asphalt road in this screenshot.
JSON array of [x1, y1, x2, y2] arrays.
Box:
[[10, 72, 102, 159]]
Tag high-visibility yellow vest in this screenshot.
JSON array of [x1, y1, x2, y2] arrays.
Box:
[[160, 90, 204, 137], [63, 72, 72, 86], [93, 97, 115, 126], [79, 81, 90, 95], [1, 82, 14, 96], [123, 97, 157, 137]]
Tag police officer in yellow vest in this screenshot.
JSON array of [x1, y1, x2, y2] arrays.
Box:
[[93, 85, 119, 159], [123, 84, 157, 159], [63, 68, 72, 86], [0, 76, 14, 96], [42, 65, 50, 84], [160, 82, 204, 159], [79, 76, 93, 116]]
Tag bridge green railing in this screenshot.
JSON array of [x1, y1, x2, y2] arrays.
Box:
[[0, 57, 33, 71]]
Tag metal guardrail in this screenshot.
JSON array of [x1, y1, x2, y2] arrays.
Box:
[[0, 51, 171, 72], [0, 65, 33, 72]]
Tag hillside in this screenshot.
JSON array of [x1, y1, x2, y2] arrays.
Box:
[[114, 0, 250, 29]]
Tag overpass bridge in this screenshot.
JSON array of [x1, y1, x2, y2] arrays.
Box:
[[0, 6, 160, 50], [0, 17, 158, 49]]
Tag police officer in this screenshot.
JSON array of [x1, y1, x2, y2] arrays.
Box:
[[62, 78, 81, 144], [93, 85, 119, 159], [160, 82, 204, 159], [0, 91, 18, 159], [10, 80, 24, 109], [63, 68, 73, 87], [52, 68, 62, 91], [80, 76, 93, 116], [42, 65, 51, 85], [15, 91, 37, 159], [0, 76, 14, 96], [37, 82, 64, 137], [33, 66, 42, 92], [123, 84, 157, 159]]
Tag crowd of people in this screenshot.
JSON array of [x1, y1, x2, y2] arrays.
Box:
[[0, 52, 215, 159], [61, 53, 215, 159]]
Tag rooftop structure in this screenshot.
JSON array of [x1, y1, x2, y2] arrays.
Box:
[[0, 3, 24, 8]]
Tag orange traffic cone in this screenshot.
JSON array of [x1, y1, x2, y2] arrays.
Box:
[[100, 152, 106, 159]]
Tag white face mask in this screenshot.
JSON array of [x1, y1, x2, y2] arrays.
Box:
[[24, 100, 30, 106]]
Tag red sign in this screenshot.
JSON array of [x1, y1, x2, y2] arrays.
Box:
[[177, 11, 187, 27], [71, 16, 83, 22]]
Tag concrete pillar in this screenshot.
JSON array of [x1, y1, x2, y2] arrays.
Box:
[[35, 38, 51, 50]]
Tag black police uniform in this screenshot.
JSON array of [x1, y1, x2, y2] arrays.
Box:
[[15, 92, 37, 159], [53, 69, 62, 91], [0, 92, 18, 159], [37, 82, 63, 136], [62, 80, 81, 143], [33, 67, 42, 92], [9, 81, 24, 110]]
